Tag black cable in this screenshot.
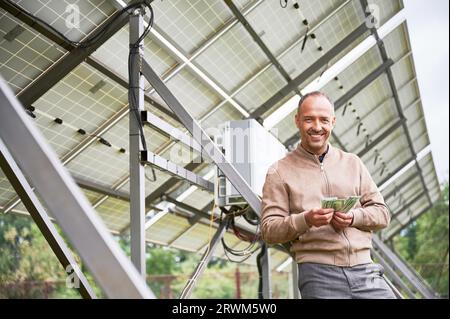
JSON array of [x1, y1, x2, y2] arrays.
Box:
[[242, 209, 259, 226], [300, 26, 309, 53], [126, 2, 157, 181], [222, 245, 258, 263], [128, 2, 154, 153], [280, 0, 288, 8], [342, 102, 348, 116], [220, 211, 261, 263], [145, 166, 157, 182], [256, 243, 266, 299], [5, 0, 151, 49]]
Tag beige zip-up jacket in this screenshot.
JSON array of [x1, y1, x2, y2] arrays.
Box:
[[261, 143, 390, 266]]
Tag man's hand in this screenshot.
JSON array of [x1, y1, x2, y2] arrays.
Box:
[[331, 211, 354, 231], [305, 208, 334, 227]]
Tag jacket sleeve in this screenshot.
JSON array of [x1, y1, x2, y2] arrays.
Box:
[[350, 157, 391, 231], [261, 165, 309, 245]]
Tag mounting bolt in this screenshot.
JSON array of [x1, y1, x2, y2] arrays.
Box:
[[140, 150, 148, 162]]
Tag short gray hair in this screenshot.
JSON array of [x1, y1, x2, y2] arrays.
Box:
[[297, 91, 334, 113]]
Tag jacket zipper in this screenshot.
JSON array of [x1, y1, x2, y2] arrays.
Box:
[[316, 153, 352, 266], [316, 158, 330, 196], [342, 229, 351, 265]]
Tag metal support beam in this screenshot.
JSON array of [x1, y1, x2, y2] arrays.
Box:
[[141, 152, 214, 192], [335, 59, 394, 110], [404, 97, 421, 112], [179, 219, 228, 299], [167, 221, 198, 247], [378, 156, 416, 187], [129, 11, 146, 277], [373, 235, 435, 298], [141, 111, 203, 154], [144, 162, 203, 209], [384, 276, 405, 299], [163, 197, 213, 221], [337, 63, 414, 138], [357, 117, 405, 158], [386, 204, 433, 241], [383, 172, 421, 201], [390, 248, 438, 298], [0, 76, 154, 298], [0, 0, 71, 50], [86, 57, 180, 124], [391, 191, 426, 220], [380, 238, 438, 299], [371, 249, 413, 298], [0, 139, 96, 299], [142, 60, 262, 215], [74, 176, 162, 212], [74, 176, 129, 202], [150, 26, 250, 116], [250, 22, 369, 119]]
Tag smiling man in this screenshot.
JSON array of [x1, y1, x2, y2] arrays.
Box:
[[261, 91, 396, 299]]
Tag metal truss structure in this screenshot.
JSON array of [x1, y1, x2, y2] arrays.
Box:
[[0, 0, 441, 299]]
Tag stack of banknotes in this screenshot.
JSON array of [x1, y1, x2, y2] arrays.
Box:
[[321, 196, 360, 213]]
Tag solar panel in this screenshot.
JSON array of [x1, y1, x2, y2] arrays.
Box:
[[95, 196, 130, 232], [152, 0, 240, 55], [0, 0, 442, 284], [92, 24, 179, 83], [162, 67, 222, 119], [194, 23, 269, 94], [11, 0, 116, 42], [234, 65, 288, 113], [31, 62, 129, 157], [0, 171, 17, 207], [0, 8, 66, 93]]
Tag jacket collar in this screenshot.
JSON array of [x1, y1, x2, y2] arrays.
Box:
[[295, 142, 334, 162]]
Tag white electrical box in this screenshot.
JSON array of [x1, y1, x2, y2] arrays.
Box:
[[214, 119, 287, 206]]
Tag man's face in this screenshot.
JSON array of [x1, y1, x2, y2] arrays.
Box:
[[295, 95, 336, 155]]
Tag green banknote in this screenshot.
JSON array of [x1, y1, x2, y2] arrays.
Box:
[[321, 196, 360, 213]]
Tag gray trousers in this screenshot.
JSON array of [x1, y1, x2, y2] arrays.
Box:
[[298, 262, 397, 299]]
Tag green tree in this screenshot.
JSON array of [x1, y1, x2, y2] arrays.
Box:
[[0, 212, 103, 299], [146, 245, 185, 298], [406, 222, 418, 260], [169, 253, 238, 299], [0, 214, 65, 298], [394, 181, 449, 298]]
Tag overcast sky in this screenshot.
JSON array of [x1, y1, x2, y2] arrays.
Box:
[[403, 0, 449, 183]]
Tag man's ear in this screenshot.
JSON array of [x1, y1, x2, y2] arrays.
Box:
[[332, 116, 336, 128], [294, 113, 300, 129]]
